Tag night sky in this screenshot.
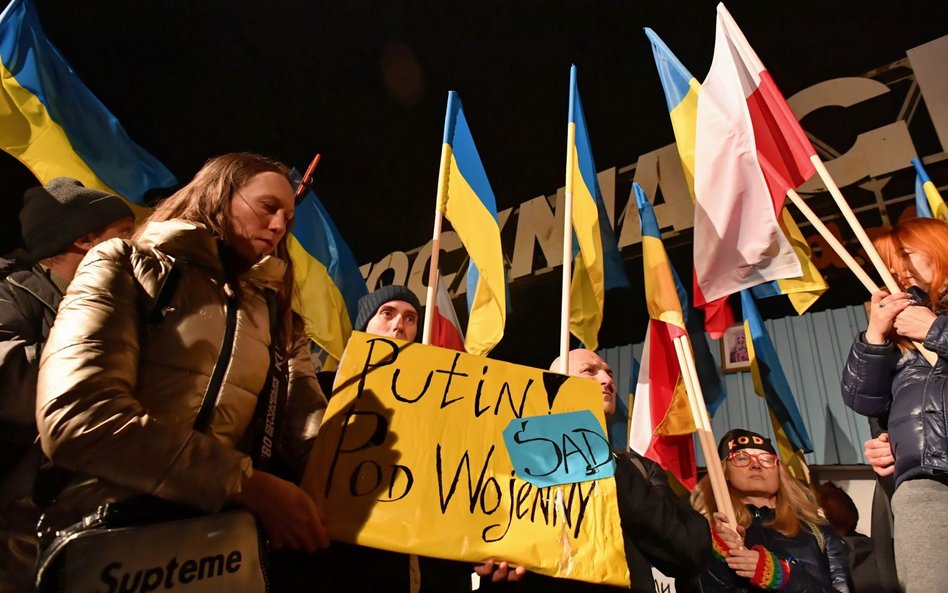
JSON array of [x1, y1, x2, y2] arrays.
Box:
[[2, 0, 946, 366]]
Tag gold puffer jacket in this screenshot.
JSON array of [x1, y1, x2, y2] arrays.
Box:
[[36, 220, 326, 524]]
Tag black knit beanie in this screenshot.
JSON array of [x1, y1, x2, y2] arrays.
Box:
[[717, 429, 777, 460], [354, 285, 423, 334], [20, 177, 134, 262]]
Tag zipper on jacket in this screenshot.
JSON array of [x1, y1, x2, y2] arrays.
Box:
[[193, 290, 239, 433], [5, 275, 59, 315]]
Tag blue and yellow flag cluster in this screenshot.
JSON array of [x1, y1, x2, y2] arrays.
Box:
[[567, 65, 628, 351], [913, 158, 947, 220], [740, 290, 814, 477], [441, 91, 507, 356], [288, 186, 368, 369], [0, 0, 175, 208]]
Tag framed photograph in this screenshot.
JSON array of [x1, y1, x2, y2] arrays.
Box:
[[720, 324, 752, 373]]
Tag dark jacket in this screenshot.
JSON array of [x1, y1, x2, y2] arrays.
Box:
[[1, 261, 62, 497], [841, 318, 948, 486], [0, 261, 61, 471], [844, 532, 900, 593], [0, 260, 62, 593], [701, 505, 851, 593], [489, 452, 711, 593]]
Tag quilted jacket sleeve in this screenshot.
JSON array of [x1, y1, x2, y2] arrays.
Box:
[[923, 315, 948, 359], [840, 334, 901, 419]]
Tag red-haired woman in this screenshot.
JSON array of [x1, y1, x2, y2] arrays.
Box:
[[841, 217, 948, 592]]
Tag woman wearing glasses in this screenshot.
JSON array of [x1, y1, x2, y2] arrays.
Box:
[[691, 430, 851, 593]]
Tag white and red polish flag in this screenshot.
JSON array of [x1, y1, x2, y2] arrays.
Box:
[[430, 274, 466, 352], [693, 3, 819, 303]]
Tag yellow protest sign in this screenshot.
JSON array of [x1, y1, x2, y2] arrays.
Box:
[[301, 333, 630, 587]]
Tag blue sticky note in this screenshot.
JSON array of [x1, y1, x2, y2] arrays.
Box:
[[502, 411, 616, 488]]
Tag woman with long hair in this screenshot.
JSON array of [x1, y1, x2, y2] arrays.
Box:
[[691, 429, 850, 593], [841, 216, 948, 592], [36, 153, 330, 554]]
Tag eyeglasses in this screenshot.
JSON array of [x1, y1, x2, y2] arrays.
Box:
[[728, 451, 778, 468]]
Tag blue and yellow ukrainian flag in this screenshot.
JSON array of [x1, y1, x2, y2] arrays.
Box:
[[912, 158, 947, 220], [645, 28, 735, 336], [645, 28, 824, 316], [567, 65, 628, 351], [644, 28, 700, 202], [631, 184, 698, 487], [636, 183, 694, 435], [441, 91, 506, 356], [637, 183, 686, 335], [740, 289, 814, 477], [0, 0, 175, 207], [288, 186, 368, 368], [638, 184, 727, 416]]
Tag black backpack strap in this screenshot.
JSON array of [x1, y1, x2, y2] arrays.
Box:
[[193, 287, 239, 433], [245, 289, 288, 473], [147, 257, 189, 326]]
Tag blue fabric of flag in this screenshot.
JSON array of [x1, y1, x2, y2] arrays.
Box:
[[740, 290, 814, 452], [0, 0, 175, 203]]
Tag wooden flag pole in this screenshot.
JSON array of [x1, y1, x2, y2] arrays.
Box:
[[811, 156, 901, 295], [672, 335, 736, 525], [560, 126, 577, 374], [809, 157, 937, 365], [785, 189, 877, 293], [422, 144, 451, 346]]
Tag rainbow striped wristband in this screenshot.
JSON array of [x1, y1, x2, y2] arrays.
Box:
[[710, 524, 732, 561], [749, 545, 791, 590]]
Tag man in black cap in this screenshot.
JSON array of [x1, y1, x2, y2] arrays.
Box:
[[354, 283, 422, 342], [0, 177, 134, 591], [326, 285, 474, 592]]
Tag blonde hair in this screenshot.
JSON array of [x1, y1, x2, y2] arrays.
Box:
[[690, 459, 825, 537]]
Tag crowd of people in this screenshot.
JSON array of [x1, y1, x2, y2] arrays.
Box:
[[1, 152, 944, 593]]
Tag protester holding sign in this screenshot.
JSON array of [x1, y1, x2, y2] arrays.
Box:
[[312, 284, 474, 592], [353, 284, 422, 344], [691, 429, 850, 593], [34, 153, 330, 589], [482, 349, 710, 593], [841, 217, 948, 593]]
